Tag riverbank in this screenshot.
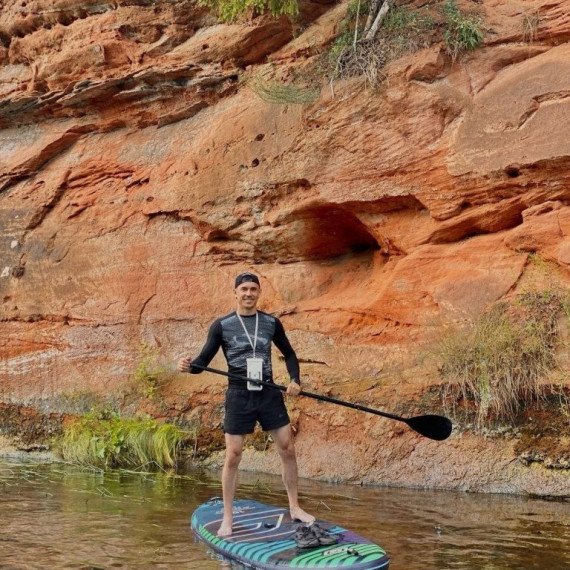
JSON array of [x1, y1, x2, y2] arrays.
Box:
[[1, 399, 568, 499], [0, 434, 55, 462]]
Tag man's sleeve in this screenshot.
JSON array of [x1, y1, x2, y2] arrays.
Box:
[[273, 318, 301, 384], [190, 319, 223, 374]]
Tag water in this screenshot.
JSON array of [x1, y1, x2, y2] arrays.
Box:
[[0, 460, 568, 569]]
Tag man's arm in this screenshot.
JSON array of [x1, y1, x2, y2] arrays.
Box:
[[273, 318, 300, 385], [178, 320, 223, 374]]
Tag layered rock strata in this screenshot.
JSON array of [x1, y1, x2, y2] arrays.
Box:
[[0, 0, 569, 494]]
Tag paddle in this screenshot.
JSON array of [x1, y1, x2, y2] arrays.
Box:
[[190, 364, 453, 441]]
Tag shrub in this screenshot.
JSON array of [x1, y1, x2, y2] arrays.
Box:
[[60, 411, 191, 469], [443, 0, 483, 61], [329, 4, 436, 87], [134, 343, 173, 399], [439, 290, 569, 425]]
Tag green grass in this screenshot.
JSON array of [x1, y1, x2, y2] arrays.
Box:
[[439, 290, 569, 426], [197, 0, 298, 22], [382, 5, 435, 34], [59, 411, 192, 469], [443, 0, 484, 61]]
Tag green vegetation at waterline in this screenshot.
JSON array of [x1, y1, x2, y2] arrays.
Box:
[[439, 290, 570, 426], [59, 412, 192, 469]]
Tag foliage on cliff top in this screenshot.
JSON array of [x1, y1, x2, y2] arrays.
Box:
[[329, 0, 483, 86], [197, 0, 298, 21], [439, 290, 569, 426], [60, 411, 191, 469]]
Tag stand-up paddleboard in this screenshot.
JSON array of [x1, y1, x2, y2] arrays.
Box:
[[191, 498, 390, 569]]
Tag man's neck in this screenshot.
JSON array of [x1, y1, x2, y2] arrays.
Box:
[[236, 307, 257, 316]]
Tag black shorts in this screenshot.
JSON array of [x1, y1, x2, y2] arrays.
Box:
[[224, 387, 290, 435]]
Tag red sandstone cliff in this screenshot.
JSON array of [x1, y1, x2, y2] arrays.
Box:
[[0, 0, 569, 495]]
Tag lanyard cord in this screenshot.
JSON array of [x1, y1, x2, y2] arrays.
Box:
[[236, 311, 259, 357]]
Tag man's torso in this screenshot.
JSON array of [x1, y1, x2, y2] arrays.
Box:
[[218, 311, 277, 386]]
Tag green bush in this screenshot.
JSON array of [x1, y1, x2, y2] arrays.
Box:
[[197, 0, 299, 22], [443, 0, 483, 60], [60, 411, 191, 469], [439, 290, 569, 425]]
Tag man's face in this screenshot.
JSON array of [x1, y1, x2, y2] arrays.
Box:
[[235, 281, 261, 311]]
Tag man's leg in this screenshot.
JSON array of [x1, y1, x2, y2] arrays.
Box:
[[270, 424, 315, 524], [219, 433, 245, 537]]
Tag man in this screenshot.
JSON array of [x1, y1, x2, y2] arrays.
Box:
[[178, 272, 315, 538]]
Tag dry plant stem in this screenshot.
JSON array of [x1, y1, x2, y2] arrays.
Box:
[[353, 0, 361, 48], [363, 0, 381, 36], [365, 0, 392, 41]]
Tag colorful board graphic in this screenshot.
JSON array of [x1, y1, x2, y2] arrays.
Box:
[[191, 498, 390, 569]]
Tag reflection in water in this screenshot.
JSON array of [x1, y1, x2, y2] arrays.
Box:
[[0, 461, 568, 569]]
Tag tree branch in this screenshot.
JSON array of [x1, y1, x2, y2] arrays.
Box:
[[364, 0, 392, 41], [363, 0, 381, 36]]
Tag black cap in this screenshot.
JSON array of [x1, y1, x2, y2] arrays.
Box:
[[235, 272, 260, 288]]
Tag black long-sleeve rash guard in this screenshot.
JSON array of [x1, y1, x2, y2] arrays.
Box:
[[190, 310, 300, 389]]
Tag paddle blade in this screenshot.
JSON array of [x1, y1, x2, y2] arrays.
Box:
[[405, 415, 453, 441]]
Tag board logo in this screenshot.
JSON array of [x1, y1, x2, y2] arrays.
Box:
[[215, 505, 255, 515], [322, 546, 357, 557]]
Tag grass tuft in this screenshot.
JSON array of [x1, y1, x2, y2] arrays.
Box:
[[443, 0, 484, 61], [439, 290, 569, 426], [134, 342, 174, 400], [522, 10, 541, 44], [60, 411, 191, 469], [247, 76, 320, 105]]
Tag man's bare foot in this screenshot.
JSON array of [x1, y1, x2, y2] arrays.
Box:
[[290, 506, 315, 525], [217, 519, 233, 537]]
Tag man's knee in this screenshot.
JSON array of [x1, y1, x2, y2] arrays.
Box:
[[276, 438, 296, 460], [225, 445, 243, 467]]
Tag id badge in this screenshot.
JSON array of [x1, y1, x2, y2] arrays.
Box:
[[246, 357, 263, 391]]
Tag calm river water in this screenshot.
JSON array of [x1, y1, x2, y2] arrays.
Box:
[[0, 460, 568, 569]]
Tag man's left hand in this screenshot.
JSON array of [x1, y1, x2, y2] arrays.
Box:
[[286, 381, 301, 396]]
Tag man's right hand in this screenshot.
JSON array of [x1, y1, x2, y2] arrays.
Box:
[[177, 357, 193, 373]]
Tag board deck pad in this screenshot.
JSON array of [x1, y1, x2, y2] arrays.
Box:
[[191, 498, 390, 569]]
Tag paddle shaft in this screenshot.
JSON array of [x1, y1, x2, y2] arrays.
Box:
[[192, 364, 403, 423]]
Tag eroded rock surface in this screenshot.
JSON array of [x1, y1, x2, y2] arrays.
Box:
[[1, 0, 569, 495]]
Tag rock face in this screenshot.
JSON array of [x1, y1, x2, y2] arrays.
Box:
[[0, 0, 569, 495]]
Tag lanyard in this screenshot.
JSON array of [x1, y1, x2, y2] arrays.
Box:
[[236, 311, 258, 357]]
